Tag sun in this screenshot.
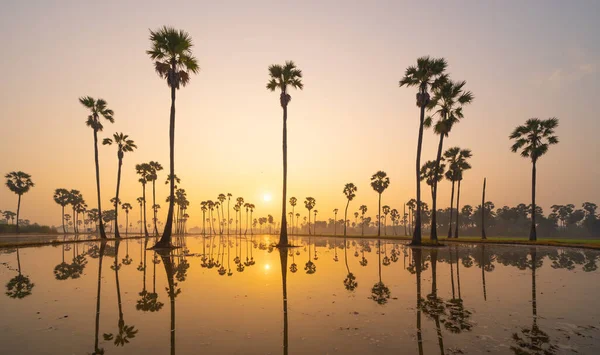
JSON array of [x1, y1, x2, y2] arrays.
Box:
[[263, 193, 272, 202]]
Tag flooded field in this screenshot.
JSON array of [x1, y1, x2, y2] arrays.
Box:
[[1, 235, 599, 354]]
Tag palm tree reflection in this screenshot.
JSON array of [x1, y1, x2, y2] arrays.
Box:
[[157, 249, 181, 355], [370, 240, 390, 304], [5, 247, 34, 299]]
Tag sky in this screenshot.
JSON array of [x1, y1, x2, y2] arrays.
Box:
[[1, 0, 599, 228]]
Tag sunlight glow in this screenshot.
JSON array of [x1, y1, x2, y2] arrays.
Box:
[[263, 194, 272, 202], [264, 264, 270, 270]]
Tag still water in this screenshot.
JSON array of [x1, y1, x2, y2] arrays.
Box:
[[1, 235, 599, 354]]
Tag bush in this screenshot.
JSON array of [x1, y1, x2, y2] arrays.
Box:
[[0, 223, 58, 234]]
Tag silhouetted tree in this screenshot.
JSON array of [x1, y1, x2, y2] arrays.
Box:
[[54, 188, 71, 233], [266, 61, 304, 247], [103, 133, 137, 238], [80, 96, 114, 239], [510, 118, 559, 241], [371, 171, 390, 237], [147, 26, 199, 248], [399, 56, 448, 245], [304, 197, 316, 235], [5, 171, 34, 234]]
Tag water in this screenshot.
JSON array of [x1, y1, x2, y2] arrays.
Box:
[[1, 235, 599, 354]]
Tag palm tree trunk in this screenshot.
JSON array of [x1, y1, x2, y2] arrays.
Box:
[[114, 155, 123, 238], [403, 203, 407, 236], [454, 180, 461, 238], [414, 248, 423, 355], [412, 101, 426, 246], [153, 181, 158, 236], [61, 206, 66, 234], [377, 194, 382, 237], [279, 102, 289, 246], [431, 134, 445, 242], [530, 162, 537, 241], [125, 212, 129, 236], [16, 195, 21, 234], [156, 71, 177, 247], [142, 184, 149, 237], [448, 180, 455, 238], [481, 178, 487, 240], [93, 128, 107, 239], [308, 211, 311, 235]]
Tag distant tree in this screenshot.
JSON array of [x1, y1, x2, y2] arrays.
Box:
[[80, 96, 114, 239], [136, 163, 153, 237], [267, 61, 304, 247], [5, 171, 35, 234], [147, 161, 163, 236], [399, 56, 448, 245], [343, 183, 357, 237], [69, 190, 84, 233], [452, 149, 472, 239], [54, 188, 71, 233], [370, 171, 390, 237], [510, 117, 559, 240], [359, 205, 368, 236], [304, 197, 316, 235], [122, 203, 133, 235], [147, 26, 199, 247], [289, 197, 298, 235], [420, 161, 445, 240], [382, 205, 390, 236]]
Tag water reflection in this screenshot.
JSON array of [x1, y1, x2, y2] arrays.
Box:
[[1, 236, 600, 354]]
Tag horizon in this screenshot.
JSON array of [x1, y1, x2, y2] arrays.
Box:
[[1, 1, 599, 229]]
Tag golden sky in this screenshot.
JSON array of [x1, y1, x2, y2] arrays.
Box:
[[1, 1, 599, 227]]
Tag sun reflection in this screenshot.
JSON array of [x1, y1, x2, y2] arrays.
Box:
[[264, 264, 271, 270]]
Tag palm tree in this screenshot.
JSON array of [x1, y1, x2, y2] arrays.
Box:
[[313, 210, 318, 234], [148, 161, 163, 236], [359, 205, 368, 236], [5, 171, 34, 234], [444, 147, 460, 238], [510, 118, 559, 241], [147, 26, 199, 248], [304, 197, 316, 235], [428, 80, 474, 241], [382, 205, 390, 236], [69, 190, 84, 234], [103, 133, 137, 238], [370, 171, 390, 237], [289, 197, 298, 236], [333, 209, 339, 235], [226, 193, 232, 236], [136, 197, 144, 235], [399, 56, 448, 245], [136, 163, 153, 237], [54, 188, 71, 233], [266, 61, 304, 247], [420, 161, 445, 241], [343, 184, 357, 237], [122, 203, 133, 235], [454, 149, 472, 238], [80, 96, 114, 239], [217, 194, 226, 234]]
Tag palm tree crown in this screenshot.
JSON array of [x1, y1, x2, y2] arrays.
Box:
[[79, 97, 114, 131], [510, 118, 559, 163], [147, 26, 200, 89], [5, 172, 34, 195], [266, 61, 303, 107], [370, 171, 390, 194], [103, 133, 137, 157], [428, 80, 474, 136], [399, 56, 448, 106]]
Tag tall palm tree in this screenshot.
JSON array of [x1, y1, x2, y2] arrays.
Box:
[[370, 171, 390, 237], [428, 80, 474, 241], [266, 61, 304, 247], [454, 149, 472, 238], [79, 96, 114, 239], [289, 197, 298, 236], [147, 26, 199, 248], [382, 205, 390, 236], [399, 56, 448, 245], [103, 133, 137, 238], [136, 163, 153, 237], [54, 188, 71, 233], [304, 197, 316, 235], [5, 171, 34, 234], [343, 184, 357, 237], [218, 194, 226, 234], [510, 118, 559, 241], [333, 209, 339, 235], [148, 161, 163, 236], [122, 203, 133, 236]]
